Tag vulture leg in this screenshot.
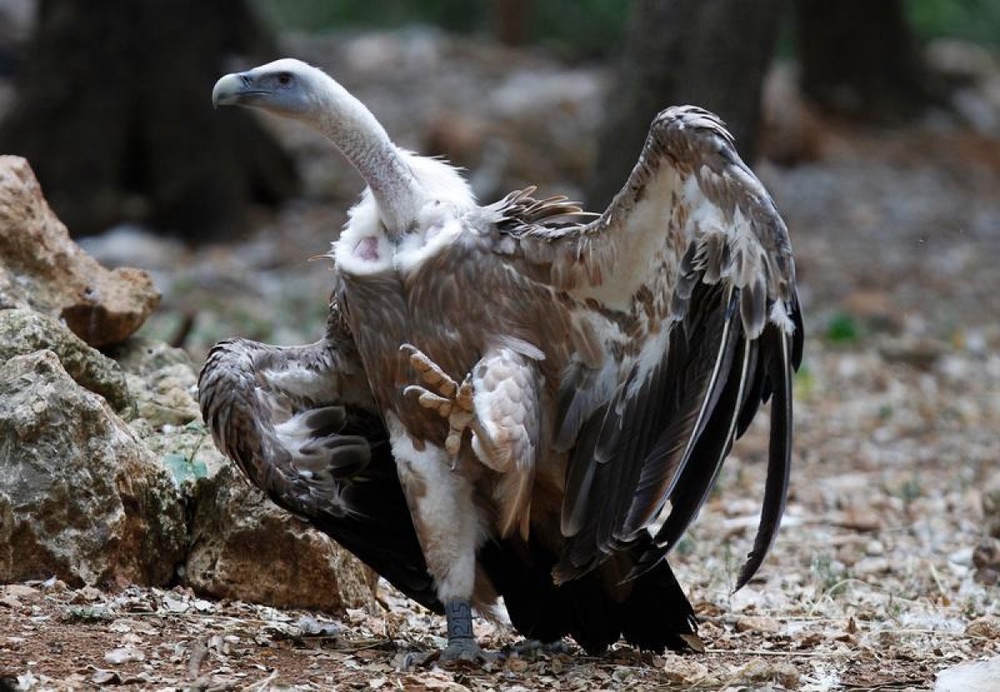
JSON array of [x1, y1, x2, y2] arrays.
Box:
[[442, 600, 487, 663], [386, 413, 486, 659]]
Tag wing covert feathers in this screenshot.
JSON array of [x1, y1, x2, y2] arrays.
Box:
[[469, 347, 543, 540], [197, 323, 442, 612], [549, 106, 802, 588]]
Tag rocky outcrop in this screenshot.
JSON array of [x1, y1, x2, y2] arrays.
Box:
[[0, 308, 133, 415], [111, 336, 201, 427], [0, 331, 376, 608], [0, 154, 376, 615], [144, 423, 376, 614], [135, 416, 377, 612], [183, 460, 377, 614], [0, 350, 186, 587], [0, 156, 160, 347]]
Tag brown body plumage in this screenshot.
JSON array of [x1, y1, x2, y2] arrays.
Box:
[[204, 58, 803, 660]]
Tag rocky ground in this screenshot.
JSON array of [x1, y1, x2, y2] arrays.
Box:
[[3, 29, 1000, 691]]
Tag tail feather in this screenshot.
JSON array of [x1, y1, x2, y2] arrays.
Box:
[[482, 528, 699, 654]]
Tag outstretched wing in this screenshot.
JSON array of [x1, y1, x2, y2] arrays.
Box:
[[198, 301, 442, 612], [492, 107, 803, 586]]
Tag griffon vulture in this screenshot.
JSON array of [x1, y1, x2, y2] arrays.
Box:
[[203, 58, 803, 662]]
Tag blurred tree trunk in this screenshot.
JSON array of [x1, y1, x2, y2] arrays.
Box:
[[587, 0, 781, 209], [0, 0, 298, 239], [794, 0, 938, 120], [493, 0, 531, 45]]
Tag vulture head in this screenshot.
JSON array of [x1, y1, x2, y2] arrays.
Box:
[[212, 58, 327, 119], [212, 58, 427, 237]]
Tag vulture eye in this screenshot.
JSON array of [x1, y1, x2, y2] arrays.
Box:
[[277, 72, 292, 86]]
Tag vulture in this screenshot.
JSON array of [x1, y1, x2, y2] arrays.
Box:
[[203, 58, 803, 662]]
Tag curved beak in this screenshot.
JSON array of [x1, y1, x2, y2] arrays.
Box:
[[212, 72, 267, 108]]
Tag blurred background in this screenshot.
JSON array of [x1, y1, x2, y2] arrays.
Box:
[[0, 0, 998, 356]]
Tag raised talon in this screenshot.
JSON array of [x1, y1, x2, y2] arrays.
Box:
[[403, 385, 454, 417], [444, 378, 475, 457], [401, 344, 478, 462], [445, 409, 473, 457], [455, 378, 474, 412], [400, 343, 458, 397]]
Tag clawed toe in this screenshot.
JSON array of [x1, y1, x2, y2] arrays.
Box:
[[403, 384, 454, 417], [401, 343, 458, 397], [504, 638, 575, 659], [438, 637, 494, 666], [401, 343, 476, 458]]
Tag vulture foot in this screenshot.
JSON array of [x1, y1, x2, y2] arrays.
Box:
[[437, 599, 492, 665], [401, 343, 475, 458], [439, 637, 491, 665], [504, 638, 574, 659]]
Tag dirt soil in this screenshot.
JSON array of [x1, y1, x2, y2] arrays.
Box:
[[3, 30, 1000, 691]]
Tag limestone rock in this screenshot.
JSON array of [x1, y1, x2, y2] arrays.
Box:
[[0, 350, 185, 587], [0, 156, 160, 347], [182, 448, 376, 614], [111, 336, 200, 427], [936, 655, 1000, 692], [0, 308, 133, 415]]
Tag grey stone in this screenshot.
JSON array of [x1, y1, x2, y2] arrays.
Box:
[[0, 308, 133, 415], [111, 336, 200, 427], [174, 426, 376, 613], [0, 350, 185, 587]]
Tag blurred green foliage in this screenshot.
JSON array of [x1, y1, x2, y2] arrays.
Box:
[[252, 0, 629, 58], [253, 0, 1000, 54], [253, 0, 486, 35], [909, 0, 1000, 47], [825, 313, 861, 344]]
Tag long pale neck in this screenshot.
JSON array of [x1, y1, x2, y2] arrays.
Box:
[[311, 78, 423, 239]]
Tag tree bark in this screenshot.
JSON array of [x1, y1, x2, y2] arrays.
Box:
[[794, 0, 937, 120], [586, 0, 782, 209], [0, 0, 298, 239]]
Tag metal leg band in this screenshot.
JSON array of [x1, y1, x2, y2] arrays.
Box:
[[445, 599, 474, 640]]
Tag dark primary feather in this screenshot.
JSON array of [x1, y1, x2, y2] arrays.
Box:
[[734, 317, 796, 588], [626, 286, 745, 535], [526, 106, 804, 590], [556, 283, 741, 580], [479, 523, 699, 654]]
